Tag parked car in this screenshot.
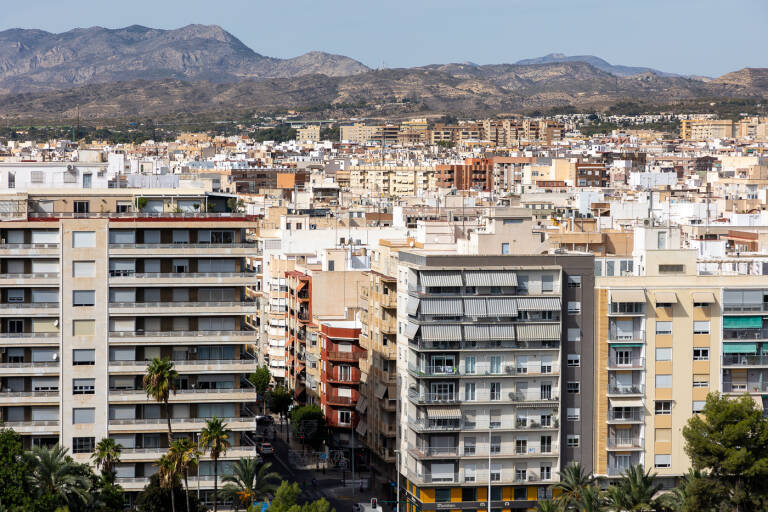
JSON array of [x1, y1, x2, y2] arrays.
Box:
[[256, 415, 274, 426], [258, 442, 274, 455]]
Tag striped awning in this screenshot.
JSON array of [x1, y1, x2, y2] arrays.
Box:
[[464, 325, 491, 341], [611, 289, 646, 303], [421, 271, 463, 287], [355, 397, 368, 413], [407, 295, 420, 315], [654, 291, 678, 304], [356, 421, 367, 436], [375, 383, 387, 399], [489, 324, 516, 340], [421, 298, 463, 315], [464, 270, 517, 287], [487, 297, 519, 316], [405, 322, 419, 339], [426, 407, 462, 419], [516, 297, 561, 311], [516, 323, 561, 341], [692, 292, 716, 303], [464, 298, 488, 316], [421, 324, 462, 341]]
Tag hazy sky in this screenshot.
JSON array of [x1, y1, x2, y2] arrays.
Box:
[[2, 0, 765, 76]]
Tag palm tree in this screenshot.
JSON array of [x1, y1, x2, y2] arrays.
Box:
[[91, 438, 122, 482], [575, 484, 605, 512], [200, 417, 232, 512], [657, 468, 702, 511], [553, 462, 597, 510], [535, 499, 560, 512], [157, 452, 182, 510], [143, 357, 178, 512], [221, 458, 281, 510], [605, 465, 663, 511], [25, 444, 92, 509], [169, 437, 202, 512]]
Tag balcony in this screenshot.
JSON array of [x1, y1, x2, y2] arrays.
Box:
[[410, 339, 560, 352], [408, 390, 459, 404], [0, 390, 59, 405], [108, 388, 257, 403], [108, 359, 256, 374], [722, 354, 768, 367], [119, 445, 258, 462], [0, 243, 59, 256], [108, 330, 260, 345], [381, 318, 397, 334], [325, 395, 357, 407], [508, 391, 559, 405], [380, 293, 397, 309], [0, 332, 59, 346], [0, 273, 60, 286], [108, 416, 255, 433], [0, 303, 59, 316], [0, 361, 59, 375], [109, 272, 260, 286], [723, 329, 768, 341], [723, 382, 768, 394], [607, 357, 645, 370], [1, 419, 59, 434], [109, 242, 258, 257], [409, 444, 559, 459], [607, 331, 645, 343], [607, 409, 644, 424], [607, 437, 644, 450], [326, 351, 364, 362], [108, 301, 259, 316], [723, 303, 768, 314], [607, 384, 645, 396]]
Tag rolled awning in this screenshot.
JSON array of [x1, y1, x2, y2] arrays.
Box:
[[723, 316, 763, 329], [654, 292, 678, 304], [609, 398, 644, 408], [723, 342, 758, 353], [611, 289, 646, 303], [425, 407, 462, 419], [692, 292, 716, 304]]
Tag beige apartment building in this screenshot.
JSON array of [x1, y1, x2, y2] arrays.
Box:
[[0, 190, 260, 505], [297, 125, 321, 143], [348, 166, 437, 197], [594, 249, 768, 485], [341, 123, 380, 144]]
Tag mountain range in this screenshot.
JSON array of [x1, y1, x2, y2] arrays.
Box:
[[0, 24, 765, 120]]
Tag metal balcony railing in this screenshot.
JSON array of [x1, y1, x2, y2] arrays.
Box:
[[723, 303, 768, 313], [0, 302, 59, 309], [0, 272, 60, 279], [0, 332, 59, 338], [607, 384, 645, 395], [110, 272, 257, 279], [0, 243, 59, 249], [327, 351, 364, 361], [608, 409, 644, 422], [109, 243, 257, 249], [607, 437, 644, 449], [108, 330, 258, 338], [608, 357, 645, 369], [0, 361, 59, 368], [109, 301, 256, 309], [722, 354, 768, 366]]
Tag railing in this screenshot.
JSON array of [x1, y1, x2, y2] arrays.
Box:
[[607, 384, 645, 395], [109, 388, 255, 395], [0, 361, 59, 368], [722, 354, 768, 366], [108, 359, 252, 367], [0, 243, 59, 249], [609, 304, 645, 315], [608, 409, 644, 422], [0, 391, 59, 398], [0, 273, 59, 279], [723, 382, 768, 393], [408, 363, 559, 377], [2, 420, 59, 427], [607, 331, 645, 342], [607, 466, 637, 476], [608, 357, 645, 369], [723, 329, 768, 340], [108, 330, 258, 338], [607, 437, 644, 449], [0, 332, 59, 338], [325, 396, 356, 406], [327, 351, 364, 361], [407, 365, 459, 376], [411, 339, 560, 351], [723, 303, 768, 313], [110, 272, 258, 279], [30, 212, 254, 219], [109, 301, 257, 309], [508, 391, 558, 402], [0, 302, 58, 309], [409, 445, 559, 458], [110, 243, 257, 249], [109, 416, 243, 425], [408, 390, 460, 404]]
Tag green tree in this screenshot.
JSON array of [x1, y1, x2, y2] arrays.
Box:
[[221, 458, 281, 510], [574, 484, 605, 512], [143, 357, 179, 512], [269, 385, 293, 434], [91, 438, 122, 482], [24, 444, 92, 511], [168, 438, 201, 512], [200, 417, 232, 512], [135, 473, 207, 512], [0, 428, 34, 510], [682, 392, 768, 511], [248, 366, 272, 414], [268, 481, 335, 512], [290, 405, 327, 449], [657, 468, 718, 512], [604, 464, 663, 511], [535, 500, 559, 512], [552, 462, 596, 511]]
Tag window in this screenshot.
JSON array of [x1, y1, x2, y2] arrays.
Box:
[[659, 264, 684, 274], [328, 260, 335, 271], [73, 290, 95, 306], [490, 464, 501, 482], [657, 231, 667, 249], [541, 464, 552, 481], [72, 437, 95, 454], [541, 274, 554, 293], [73, 349, 95, 365], [594, 261, 602, 277], [567, 435, 580, 448], [82, 174, 92, 189], [517, 275, 529, 293], [464, 382, 476, 401], [655, 348, 672, 361], [567, 408, 580, 421], [567, 301, 581, 315], [540, 435, 552, 453], [655, 401, 672, 415], [567, 328, 581, 342], [464, 437, 476, 455], [656, 321, 672, 335], [73, 261, 95, 278], [501, 243, 510, 255], [693, 376, 709, 388], [73, 379, 95, 395], [490, 486, 502, 501], [514, 487, 527, 500], [435, 489, 451, 503], [515, 439, 527, 454], [693, 321, 710, 335], [73, 201, 90, 214], [693, 348, 709, 361], [72, 231, 95, 248], [692, 401, 706, 413], [654, 454, 671, 468], [490, 435, 501, 454], [8, 172, 14, 188], [489, 382, 501, 400], [515, 468, 527, 482], [606, 260, 615, 276], [656, 374, 672, 388], [73, 320, 95, 336], [73, 408, 95, 424], [567, 275, 581, 288], [567, 382, 580, 394], [338, 410, 351, 425], [540, 414, 552, 427]]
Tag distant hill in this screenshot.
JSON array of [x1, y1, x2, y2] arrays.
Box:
[[0, 24, 370, 93], [514, 53, 678, 77], [713, 68, 768, 89]]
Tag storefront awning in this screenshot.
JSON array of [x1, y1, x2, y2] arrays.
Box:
[[723, 316, 763, 329], [611, 289, 646, 303], [723, 342, 758, 354], [609, 398, 644, 408], [692, 292, 716, 304], [425, 407, 462, 419], [654, 291, 678, 304]]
